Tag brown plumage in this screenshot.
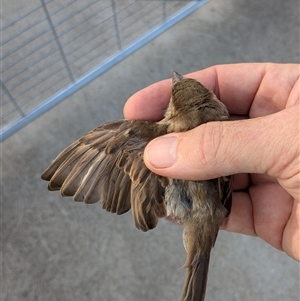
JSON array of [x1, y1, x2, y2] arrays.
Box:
[[41, 71, 232, 301]]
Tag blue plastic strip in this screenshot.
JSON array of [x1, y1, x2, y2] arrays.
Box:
[[1, 0, 209, 142]]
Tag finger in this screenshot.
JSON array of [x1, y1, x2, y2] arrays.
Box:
[[183, 63, 298, 116], [143, 106, 298, 181], [220, 191, 256, 236], [189, 63, 298, 116], [124, 63, 298, 120], [222, 183, 299, 261], [124, 79, 172, 121], [282, 200, 300, 261], [250, 173, 278, 185], [232, 173, 250, 190], [250, 182, 294, 253], [124, 64, 256, 120]]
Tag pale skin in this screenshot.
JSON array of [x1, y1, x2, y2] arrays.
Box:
[[124, 63, 300, 261]]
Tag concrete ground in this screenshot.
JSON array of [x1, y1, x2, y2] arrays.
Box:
[[1, 1, 299, 301]]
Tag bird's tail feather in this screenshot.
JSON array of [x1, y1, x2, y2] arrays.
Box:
[[180, 252, 210, 301]]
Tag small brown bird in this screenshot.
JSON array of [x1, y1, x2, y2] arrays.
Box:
[[41, 71, 232, 301]]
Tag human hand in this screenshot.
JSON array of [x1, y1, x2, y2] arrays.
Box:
[[124, 63, 300, 261]]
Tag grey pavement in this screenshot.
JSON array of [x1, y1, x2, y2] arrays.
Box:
[[1, 1, 300, 301]]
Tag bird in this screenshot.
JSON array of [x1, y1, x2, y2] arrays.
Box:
[[41, 70, 233, 301]]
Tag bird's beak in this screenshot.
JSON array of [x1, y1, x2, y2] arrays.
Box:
[[172, 70, 184, 85]]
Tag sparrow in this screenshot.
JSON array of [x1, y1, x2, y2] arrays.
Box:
[[41, 71, 232, 301]]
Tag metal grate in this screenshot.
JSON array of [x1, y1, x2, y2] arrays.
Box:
[[1, 0, 208, 141]]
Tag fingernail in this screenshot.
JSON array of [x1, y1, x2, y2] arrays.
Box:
[[146, 136, 178, 168]]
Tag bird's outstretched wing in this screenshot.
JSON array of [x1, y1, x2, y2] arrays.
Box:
[[41, 119, 168, 231]]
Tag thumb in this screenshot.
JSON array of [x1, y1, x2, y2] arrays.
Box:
[[144, 109, 296, 180]]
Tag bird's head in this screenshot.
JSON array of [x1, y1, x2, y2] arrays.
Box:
[[163, 70, 229, 131]]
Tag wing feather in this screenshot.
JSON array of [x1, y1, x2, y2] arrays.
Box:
[[60, 148, 101, 196], [41, 119, 168, 230]]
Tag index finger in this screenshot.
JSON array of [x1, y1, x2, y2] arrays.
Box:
[[123, 63, 256, 120], [124, 63, 298, 120]]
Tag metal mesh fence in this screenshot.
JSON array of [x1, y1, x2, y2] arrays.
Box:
[[1, 0, 208, 141]]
